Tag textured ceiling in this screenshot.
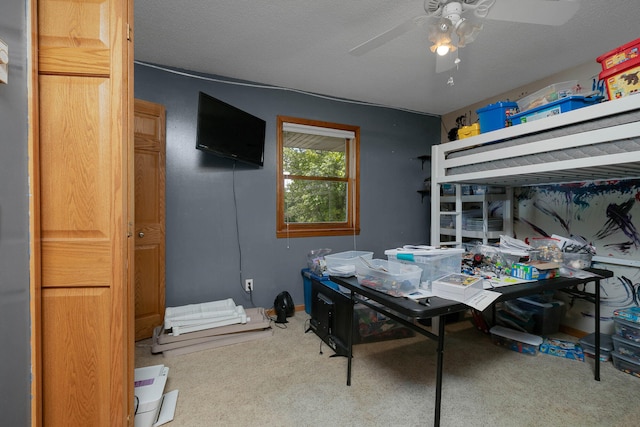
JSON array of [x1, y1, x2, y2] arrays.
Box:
[[134, 0, 637, 115]]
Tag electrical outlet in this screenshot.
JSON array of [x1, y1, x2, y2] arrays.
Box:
[[244, 279, 253, 292]]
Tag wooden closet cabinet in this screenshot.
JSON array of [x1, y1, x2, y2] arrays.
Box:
[[31, 0, 135, 425]]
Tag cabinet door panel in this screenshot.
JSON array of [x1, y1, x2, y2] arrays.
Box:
[[42, 288, 111, 426]]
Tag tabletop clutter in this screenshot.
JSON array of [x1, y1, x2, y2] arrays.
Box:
[[307, 234, 640, 378]]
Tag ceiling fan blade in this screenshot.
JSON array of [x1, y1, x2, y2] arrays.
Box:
[[349, 16, 425, 56], [485, 0, 579, 26], [436, 53, 457, 74]]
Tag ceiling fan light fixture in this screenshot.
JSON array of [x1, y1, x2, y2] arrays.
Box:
[[455, 19, 483, 47], [436, 45, 450, 56], [429, 17, 457, 56]]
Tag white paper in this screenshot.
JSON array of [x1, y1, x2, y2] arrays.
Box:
[[405, 288, 434, 300], [465, 290, 502, 311]]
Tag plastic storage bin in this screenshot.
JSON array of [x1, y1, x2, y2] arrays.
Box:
[[356, 259, 422, 297], [599, 56, 640, 99], [611, 351, 640, 378], [324, 250, 374, 277], [597, 38, 640, 100], [612, 334, 640, 362], [614, 317, 640, 342], [476, 101, 519, 133], [597, 38, 640, 70], [301, 269, 338, 315], [490, 325, 543, 355], [516, 80, 578, 113], [384, 247, 463, 290], [457, 123, 480, 139], [562, 252, 593, 269], [514, 296, 566, 336], [579, 333, 613, 362], [511, 96, 602, 125], [613, 306, 640, 323]]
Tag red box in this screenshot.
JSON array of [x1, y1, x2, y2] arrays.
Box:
[[599, 56, 640, 100], [597, 38, 640, 71]]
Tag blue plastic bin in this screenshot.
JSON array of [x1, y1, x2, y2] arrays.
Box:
[[511, 96, 602, 125], [476, 101, 519, 133], [301, 268, 337, 315]]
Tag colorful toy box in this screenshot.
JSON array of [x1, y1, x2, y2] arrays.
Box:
[[457, 123, 480, 139], [432, 273, 483, 301], [539, 338, 585, 361], [510, 261, 558, 280], [613, 306, 640, 324], [597, 38, 640, 100], [510, 95, 602, 125], [490, 325, 543, 355], [597, 37, 640, 70]]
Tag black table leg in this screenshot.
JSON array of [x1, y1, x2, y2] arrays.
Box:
[[347, 293, 354, 386], [595, 278, 601, 381], [434, 315, 445, 427]]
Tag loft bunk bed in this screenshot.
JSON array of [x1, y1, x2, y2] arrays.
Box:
[[430, 95, 640, 247]]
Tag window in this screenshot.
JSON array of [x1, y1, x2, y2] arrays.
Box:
[[277, 116, 360, 238]]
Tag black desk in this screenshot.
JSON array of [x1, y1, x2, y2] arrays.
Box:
[[330, 268, 612, 427]]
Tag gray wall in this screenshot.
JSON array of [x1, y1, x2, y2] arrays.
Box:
[[0, 1, 31, 425], [134, 63, 440, 310]]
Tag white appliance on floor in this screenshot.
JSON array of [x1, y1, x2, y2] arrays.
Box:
[[134, 364, 179, 427]]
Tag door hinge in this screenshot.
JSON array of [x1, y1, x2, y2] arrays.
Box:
[[127, 221, 133, 238], [127, 24, 132, 42]]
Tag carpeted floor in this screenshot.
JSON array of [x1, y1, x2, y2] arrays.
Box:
[[135, 311, 638, 427]]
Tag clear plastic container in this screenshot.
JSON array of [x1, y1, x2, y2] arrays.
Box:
[[516, 80, 579, 113], [562, 252, 592, 269], [614, 318, 640, 343], [356, 259, 422, 297], [612, 334, 640, 362], [324, 250, 374, 277], [611, 351, 640, 378], [385, 247, 463, 289]]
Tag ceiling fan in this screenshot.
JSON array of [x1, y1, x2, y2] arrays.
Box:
[[349, 0, 580, 73]]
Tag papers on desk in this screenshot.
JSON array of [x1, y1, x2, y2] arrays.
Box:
[[405, 288, 434, 300], [483, 275, 533, 289], [464, 290, 502, 311], [406, 286, 499, 311]]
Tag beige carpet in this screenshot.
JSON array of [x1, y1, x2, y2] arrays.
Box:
[[135, 311, 638, 427]]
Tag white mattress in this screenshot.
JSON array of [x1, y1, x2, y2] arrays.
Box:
[[447, 109, 640, 179]]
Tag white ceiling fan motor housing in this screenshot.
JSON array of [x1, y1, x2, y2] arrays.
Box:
[[442, 2, 463, 27]]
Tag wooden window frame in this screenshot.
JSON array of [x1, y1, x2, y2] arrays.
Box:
[[276, 116, 360, 238]]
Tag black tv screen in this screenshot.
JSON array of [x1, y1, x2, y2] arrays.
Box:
[[195, 91, 266, 167]]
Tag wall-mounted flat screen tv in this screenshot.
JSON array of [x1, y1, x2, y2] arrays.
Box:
[[195, 91, 266, 167]]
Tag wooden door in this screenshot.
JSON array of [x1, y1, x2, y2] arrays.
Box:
[[134, 99, 167, 340], [31, 0, 134, 425]]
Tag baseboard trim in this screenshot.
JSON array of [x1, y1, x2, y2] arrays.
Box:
[[559, 324, 588, 338]]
